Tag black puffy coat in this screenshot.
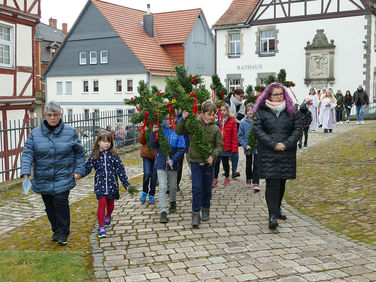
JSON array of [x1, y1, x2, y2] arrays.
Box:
[[253, 103, 302, 179]]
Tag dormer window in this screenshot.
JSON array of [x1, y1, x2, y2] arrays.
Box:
[[79, 52, 86, 65], [100, 50, 108, 64], [90, 51, 97, 64]]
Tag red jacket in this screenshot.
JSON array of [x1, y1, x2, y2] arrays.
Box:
[[220, 116, 238, 153]]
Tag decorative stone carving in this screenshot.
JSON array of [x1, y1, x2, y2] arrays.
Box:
[[304, 29, 335, 88]]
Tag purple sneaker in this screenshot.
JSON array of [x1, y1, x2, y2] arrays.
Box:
[[98, 226, 107, 238], [104, 215, 111, 228]]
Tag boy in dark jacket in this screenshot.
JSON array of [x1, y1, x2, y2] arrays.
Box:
[[150, 115, 186, 223], [298, 102, 313, 148], [175, 100, 224, 228]]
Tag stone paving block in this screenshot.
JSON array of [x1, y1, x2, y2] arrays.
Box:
[[168, 274, 198, 282], [275, 276, 308, 282], [111, 277, 125, 282], [342, 265, 373, 275], [123, 274, 146, 281], [234, 273, 257, 281], [125, 267, 152, 275], [184, 258, 211, 267], [108, 270, 126, 278], [187, 266, 208, 274], [196, 270, 225, 280], [324, 269, 349, 278], [145, 273, 160, 280], [168, 262, 186, 270]]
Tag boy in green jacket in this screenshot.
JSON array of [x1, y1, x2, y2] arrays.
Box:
[[176, 100, 223, 227]]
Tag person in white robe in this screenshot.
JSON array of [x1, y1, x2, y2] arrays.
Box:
[[304, 88, 320, 132], [318, 87, 327, 127], [322, 90, 337, 133]]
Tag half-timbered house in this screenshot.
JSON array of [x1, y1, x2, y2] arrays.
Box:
[[0, 0, 41, 121], [214, 0, 376, 103]]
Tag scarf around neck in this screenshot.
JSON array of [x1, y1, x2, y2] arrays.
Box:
[[230, 95, 245, 116], [265, 99, 286, 117]]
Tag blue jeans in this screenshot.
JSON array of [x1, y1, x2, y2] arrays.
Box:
[[232, 152, 239, 173], [142, 157, 157, 196], [335, 110, 343, 122], [356, 105, 365, 121], [191, 162, 213, 211]]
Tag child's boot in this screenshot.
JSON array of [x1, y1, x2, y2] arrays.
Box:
[[246, 179, 252, 188], [140, 192, 147, 203], [98, 226, 107, 238], [224, 177, 230, 185], [212, 178, 218, 187], [202, 208, 210, 221], [253, 183, 260, 193], [191, 211, 201, 228], [104, 215, 111, 228], [148, 195, 155, 204], [169, 201, 177, 213]]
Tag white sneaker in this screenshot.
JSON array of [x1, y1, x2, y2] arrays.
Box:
[[346, 120, 350, 123], [356, 121, 360, 125], [361, 121, 365, 124], [339, 121, 343, 124]]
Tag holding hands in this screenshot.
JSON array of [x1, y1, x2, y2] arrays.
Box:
[[182, 110, 189, 120], [274, 143, 286, 151]]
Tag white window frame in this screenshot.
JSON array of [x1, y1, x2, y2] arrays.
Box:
[[229, 33, 240, 57], [65, 81, 72, 95], [0, 22, 15, 68], [92, 80, 99, 94], [115, 79, 122, 93], [126, 79, 133, 93], [89, 51, 97, 64], [260, 30, 276, 56], [82, 80, 89, 94], [100, 50, 108, 64], [79, 52, 87, 65], [56, 81, 63, 95], [229, 78, 241, 93]]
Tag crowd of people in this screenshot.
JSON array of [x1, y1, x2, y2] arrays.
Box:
[[20, 83, 370, 245]]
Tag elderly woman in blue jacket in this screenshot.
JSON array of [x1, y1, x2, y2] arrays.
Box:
[[150, 115, 185, 224], [21, 101, 86, 246]]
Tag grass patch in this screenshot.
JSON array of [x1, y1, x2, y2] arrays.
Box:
[[286, 122, 376, 245], [0, 251, 93, 281]]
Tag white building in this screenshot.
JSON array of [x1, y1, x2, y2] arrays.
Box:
[[213, 0, 376, 104], [43, 0, 215, 121]]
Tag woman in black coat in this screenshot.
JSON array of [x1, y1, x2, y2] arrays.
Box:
[[253, 82, 302, 229]]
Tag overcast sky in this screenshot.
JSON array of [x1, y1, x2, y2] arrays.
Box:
[[40, 0, 233, 31]]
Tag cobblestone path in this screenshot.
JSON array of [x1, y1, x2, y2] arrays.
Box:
[[90, 122, 376, 281]]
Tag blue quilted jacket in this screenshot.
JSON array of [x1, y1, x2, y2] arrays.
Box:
[[84, 150, 130, 196], [21, 119, 86, 195]]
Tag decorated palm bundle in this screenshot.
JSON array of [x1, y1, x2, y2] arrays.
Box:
[[247, 130, 257, 155]]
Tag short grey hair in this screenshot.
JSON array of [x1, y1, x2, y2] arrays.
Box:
[[44, 101, 62, 114]]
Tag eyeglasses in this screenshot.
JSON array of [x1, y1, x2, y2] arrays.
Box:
[[45, 113, 60, 118], [270, 93, 284, 97]]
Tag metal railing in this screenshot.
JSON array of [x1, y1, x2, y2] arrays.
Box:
[[0, 110, 139, 183]]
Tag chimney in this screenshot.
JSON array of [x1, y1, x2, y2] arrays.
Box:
[[62, 23, 68, 35], [49, 17, 57, 28], [143, 4, 153, 37]]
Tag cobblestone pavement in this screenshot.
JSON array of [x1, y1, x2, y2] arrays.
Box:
[[1, 122, 375, 281], [90, 121, 376, 281]]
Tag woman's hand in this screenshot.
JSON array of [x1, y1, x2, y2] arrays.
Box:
[[206, 156, 213, 165], [152, 124, 159, 132], [22, 174, 29, 179], [166, 157, 173, 169], [246, 145, 251, 151], [274, 143, 286, 151], [182, 110, 189, 120], [74, 173, 82, 180]]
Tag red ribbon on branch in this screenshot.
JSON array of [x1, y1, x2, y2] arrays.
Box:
[[155, 112, 160, 142], [288, 83, 298, 103], [191, 77, 198, 86], [130, 97, 141, 113], [165, 102, 176, 129], [140, 111, 149, 131], [217, 102, 224, 132], [189, 92, 199, 114], [157, 91, 164, 96], [256, 86, 262, 100], [220, 90, 224, 100]]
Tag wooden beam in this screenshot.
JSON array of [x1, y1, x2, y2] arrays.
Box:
[[18, 74, 33, 96]]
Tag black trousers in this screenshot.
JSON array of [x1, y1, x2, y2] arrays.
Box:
[[214, 156, 230, 178], [265, 179, 286, 216], [176, 156, 184, 188], [245, 154, 259, 184], [41, 190, 70, 239], [299, 128, 309, 146]]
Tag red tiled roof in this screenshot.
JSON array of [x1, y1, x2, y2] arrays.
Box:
[[92, 0, 201, 73], [154, 9, 201, 45], [214, 0, 259, 27]]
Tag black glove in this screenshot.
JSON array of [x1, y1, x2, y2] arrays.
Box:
[[236, 113, 245, 121]]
